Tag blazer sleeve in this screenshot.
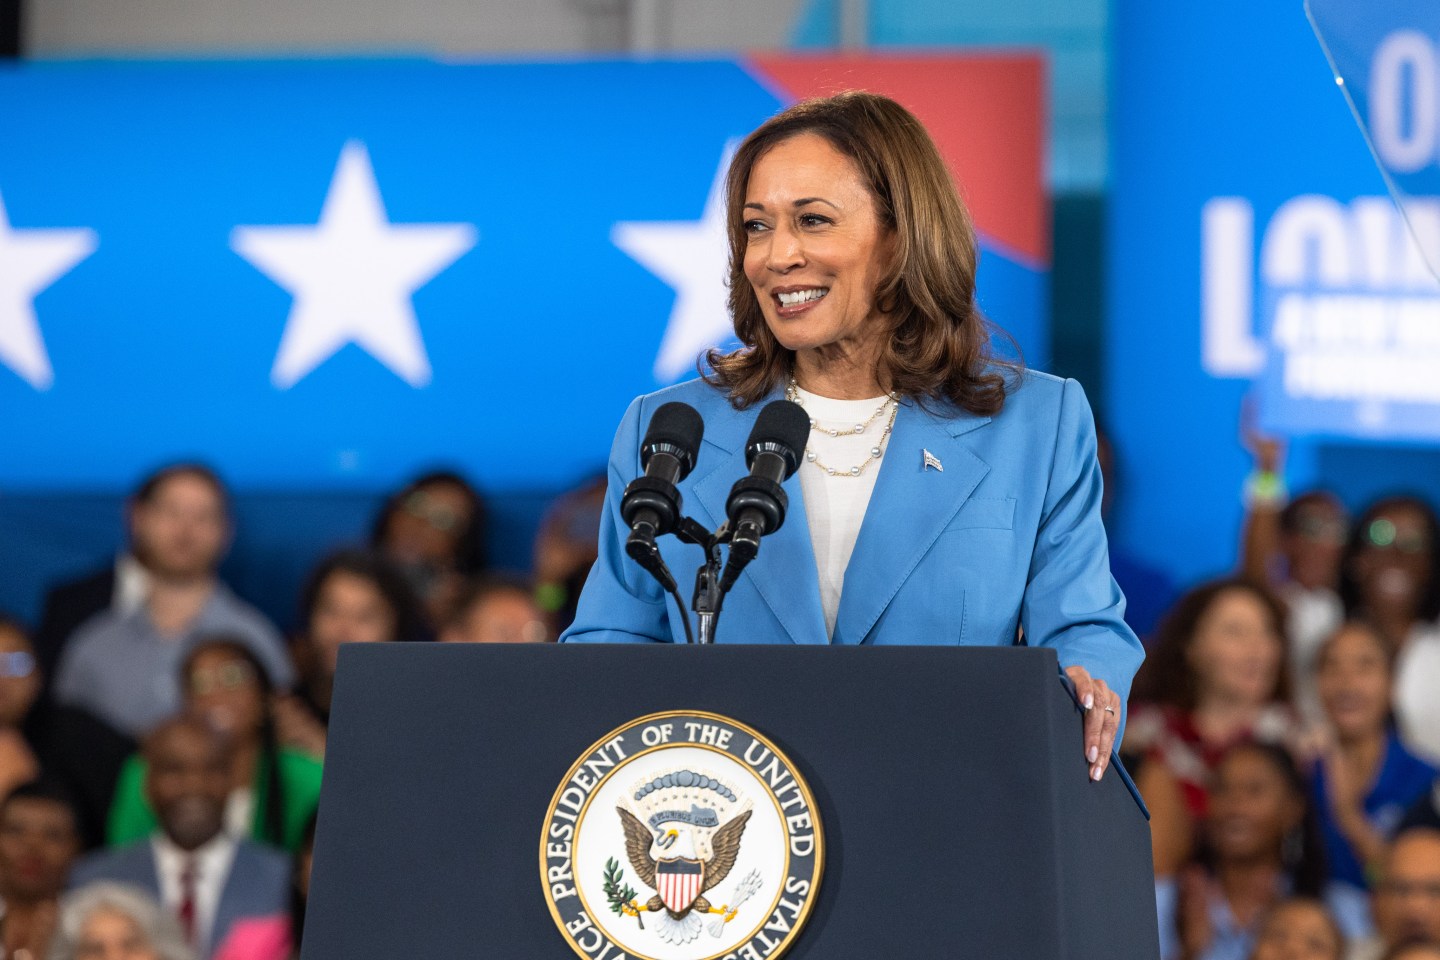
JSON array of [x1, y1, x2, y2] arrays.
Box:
[[1020, 378, 1145, 737], [560, 396, 672, 644]]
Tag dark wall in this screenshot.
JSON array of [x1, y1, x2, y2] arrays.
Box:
[[1, 0, 19, 56], [0, 490, 556, 633], [1049, 192, 1106, 411]]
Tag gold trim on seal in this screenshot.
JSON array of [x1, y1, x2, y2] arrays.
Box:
[[538, 709, 825, 960]]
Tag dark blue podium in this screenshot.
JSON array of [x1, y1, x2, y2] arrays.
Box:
[[302, 643, 1158, 959]]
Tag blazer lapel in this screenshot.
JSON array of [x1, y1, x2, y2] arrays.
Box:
[[691, 394, 828, 646], [830, 399, 992, 645]]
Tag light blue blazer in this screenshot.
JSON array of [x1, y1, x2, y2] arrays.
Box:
[[561, 370, 1145, 711]]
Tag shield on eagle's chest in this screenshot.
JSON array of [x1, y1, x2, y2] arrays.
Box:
[[655, 858, 704, 913]]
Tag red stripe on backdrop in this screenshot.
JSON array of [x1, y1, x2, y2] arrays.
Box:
[[745, 54, 1049, 266]]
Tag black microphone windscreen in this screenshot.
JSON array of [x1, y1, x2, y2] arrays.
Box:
[[642, 402, 705, 469], [745, 400, 810, 474]]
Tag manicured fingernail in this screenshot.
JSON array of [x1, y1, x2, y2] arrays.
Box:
[[1091, 765, 1103, 782], [1084, 694, 1094, 710], [1088, 746, 1099, 763]]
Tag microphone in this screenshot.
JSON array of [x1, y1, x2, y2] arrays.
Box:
[[621, 402, 705, 589], [719, 400, 809, 592]]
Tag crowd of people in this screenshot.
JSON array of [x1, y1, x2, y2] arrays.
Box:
[[0, 442, 1437, 960], [1116, 435, 1440, 960], [0, 463, 604, 960]]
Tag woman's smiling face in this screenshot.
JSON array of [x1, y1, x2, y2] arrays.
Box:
[[741, 133, 895, 370]]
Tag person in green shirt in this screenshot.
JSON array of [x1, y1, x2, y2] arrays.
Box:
[[107, 635, 321, 852]]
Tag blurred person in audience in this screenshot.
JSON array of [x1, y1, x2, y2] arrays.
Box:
[[1310, 623, 1436, 892], [49, 465, 293, 741], [0, 781, 82, 960], [274, 551, 422, 758], [440, 576, 551, 644], [5, 617, 130, 850], [211, 816, 314, 960], [70, 717, 289, 959], [1399, 783, 1440, 833], [1157, 742, 1370, 960], [1248, 897, 1346, 960], [1346, 828, 1440, 960], [1236, 414, 1348, 688], [0, 616, 42, 800], [1380, 946, 1440, 960], [1095, 424, 1178, 644], [369, 471, 488, 630], [530, 474, 606, 635], [108, 639, 321, 853], [1338, 497, 1440, 766], [47, 882, 193, 960], [1129, 579, 1295, 876]]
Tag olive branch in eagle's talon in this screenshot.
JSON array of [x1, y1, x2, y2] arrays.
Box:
[[603, 857, 645, 930]]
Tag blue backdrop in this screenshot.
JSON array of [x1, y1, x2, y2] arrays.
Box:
[[1109, 0, 1440, 592], [0, 57, 1048, 625], [0, 58, 1045, 493]]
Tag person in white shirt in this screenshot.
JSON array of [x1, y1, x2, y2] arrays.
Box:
[[69, 717, 288, 959]]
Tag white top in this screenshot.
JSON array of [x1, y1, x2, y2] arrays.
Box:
[[1281, 582, 1343, 726], [152, 831, 237, 950], [792, 386, 893, 639], [1395, 622, 1440, 766], [224, 786, 255, 839], [113, 552, 150, 617]]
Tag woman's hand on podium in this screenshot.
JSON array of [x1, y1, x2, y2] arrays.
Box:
[[1063, 665, 1119, 782]]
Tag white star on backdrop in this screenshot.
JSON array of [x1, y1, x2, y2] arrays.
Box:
[[613, 142, 738, 383], [0, 189, 98, 391], [232, 140, 478, 389]]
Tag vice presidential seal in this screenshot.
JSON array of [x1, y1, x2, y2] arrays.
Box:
[[540, 711, 823, 960]]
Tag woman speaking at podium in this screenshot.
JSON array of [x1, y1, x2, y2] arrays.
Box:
[[562, 91, 1144, 782]]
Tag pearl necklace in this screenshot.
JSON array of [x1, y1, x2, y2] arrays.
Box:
[[785, 378, 899, 478]]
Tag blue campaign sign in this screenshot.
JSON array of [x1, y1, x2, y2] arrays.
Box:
[[1109, 0, 1440, 589], [0, 57, 1047, 494], [1309, 0, 1440, 276], [1241, 0, 1440, 442]]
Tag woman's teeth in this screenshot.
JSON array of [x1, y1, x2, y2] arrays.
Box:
[[777, 288, 827, 306]]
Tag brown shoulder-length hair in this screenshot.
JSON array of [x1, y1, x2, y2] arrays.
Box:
[[704, 90, 1019, 412], [1130, 577, 1290, 712]]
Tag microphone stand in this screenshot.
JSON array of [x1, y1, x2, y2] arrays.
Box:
[[672, 517, 731, 644]]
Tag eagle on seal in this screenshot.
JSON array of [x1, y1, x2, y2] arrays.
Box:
[[617, 804, 752, 941]]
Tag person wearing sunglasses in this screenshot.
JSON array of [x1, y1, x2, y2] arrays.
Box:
[[369, 471, 489, 631], [1338, 498, 1440, 767], [104, 637, 322, 854], [0, 616, 42, 805]]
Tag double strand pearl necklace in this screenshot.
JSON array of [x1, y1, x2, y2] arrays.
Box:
[[785, 378, 899, 478]]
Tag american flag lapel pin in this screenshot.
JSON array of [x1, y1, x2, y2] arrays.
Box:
[[922, 448, 944, 472]]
